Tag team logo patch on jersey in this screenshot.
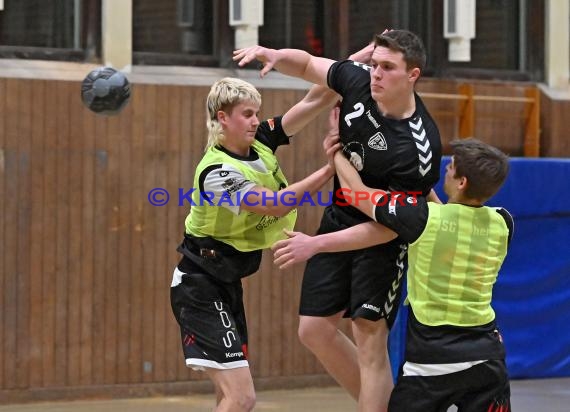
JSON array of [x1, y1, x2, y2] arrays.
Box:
[[222, 178, 248, 195], [267, 118, 275, 131], [368, 132, 387, 151], [219, 171, 229, 177]]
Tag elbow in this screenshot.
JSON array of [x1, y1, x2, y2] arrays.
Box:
[[270, 206, 294, 218]]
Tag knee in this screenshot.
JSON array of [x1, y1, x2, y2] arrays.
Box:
[[360, 345, 390, 368], [229, 391, 256, 411], [353, 319, 390, 365], [241, 392, 256, 411], [298, 317, 336, 349]]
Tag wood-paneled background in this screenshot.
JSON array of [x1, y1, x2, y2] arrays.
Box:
[[0, 74, 567, 403]]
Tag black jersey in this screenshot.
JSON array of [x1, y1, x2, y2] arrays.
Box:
[[327, 60, 442, 224]]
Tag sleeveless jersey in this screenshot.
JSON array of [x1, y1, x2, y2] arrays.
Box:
[[372, 196, 513, 362], [408, 203, 510, 327], [185, 117, 296, 252]]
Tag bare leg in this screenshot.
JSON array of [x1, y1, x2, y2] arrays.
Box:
[[214, 385, 223, 410], [206, 367, 256, 412], [352, 318, 393, 412], [298, 313, 360, 400]]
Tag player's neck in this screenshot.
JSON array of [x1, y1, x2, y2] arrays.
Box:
[[221, 141, 251, 157], [448, 194, 483, 207], [376, 94, 416, 120]]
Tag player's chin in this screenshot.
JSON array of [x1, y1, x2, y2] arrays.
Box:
[[371, 89, 384, 102], [244, 132, 256, 144]]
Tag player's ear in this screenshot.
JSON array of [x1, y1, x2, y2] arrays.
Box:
[[409, 67, 420, 82], [458, 176, 468, 190], [217, 110, 227, 124]]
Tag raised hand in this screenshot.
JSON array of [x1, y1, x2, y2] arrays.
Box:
[[349, 43, 375, 65], [349, 29, 392, 65], [233, 46, 277, 77]]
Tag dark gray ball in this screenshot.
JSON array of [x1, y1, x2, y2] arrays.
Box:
[[81, 67, 131, 115]]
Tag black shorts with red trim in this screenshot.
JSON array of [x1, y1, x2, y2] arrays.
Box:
[[170, 260, 249, 370]]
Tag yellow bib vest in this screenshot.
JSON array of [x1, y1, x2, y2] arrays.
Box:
[[185, 140, 297, 252], [408, 203, 509, 327]]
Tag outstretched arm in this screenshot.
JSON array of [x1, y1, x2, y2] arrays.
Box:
[[280, 41, 376, 136], [233, 40, 376, 85], [272, 223, 397, 269], [233, 46, 334, 86]]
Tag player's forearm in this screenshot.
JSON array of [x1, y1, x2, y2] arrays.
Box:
[[246, 165, 333, 217], [334, 154, 379, 220], [281, 164, 334, 199], [313, 222, 397, 253], [274, 49, 333, 86]]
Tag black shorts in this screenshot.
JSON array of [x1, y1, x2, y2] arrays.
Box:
[[299, 206, 408, 326], [170, 264, 249, 370], [389, 359, 511, 412]]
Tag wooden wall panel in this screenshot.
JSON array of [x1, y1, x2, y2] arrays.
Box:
[[116, 89, 133, 385], [0, 79, 4, 392], [140, 84, 158, 385], [540, 92, 570, 157], [29, 80, 46, 388], [3, 79, 19, 391], [0, 76, 567, 403], [79, 90, 96, 387], [127, 76, 145, 385], [67, 80, 84, 387], [16, 79, 32, 390], [164, 85, 181, 384]]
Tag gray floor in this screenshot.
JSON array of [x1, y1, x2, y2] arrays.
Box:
[[0, 378, 568, 411]]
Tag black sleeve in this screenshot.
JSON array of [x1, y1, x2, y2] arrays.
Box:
[[373, 193, 429, 243], [255, 115, 290, 153], [495, 207, 514, 245], [327, 60, 371, 97]]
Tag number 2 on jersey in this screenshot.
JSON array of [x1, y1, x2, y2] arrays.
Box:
[[344, 102, 364, 126]]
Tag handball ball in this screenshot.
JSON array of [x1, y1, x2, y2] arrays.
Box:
[[81, 66, 131, 115]]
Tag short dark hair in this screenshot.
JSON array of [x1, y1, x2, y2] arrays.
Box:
[[450, 138, 510, 201], [374, 29, 427, 72]]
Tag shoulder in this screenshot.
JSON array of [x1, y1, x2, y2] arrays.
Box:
[[414, 93, 441, 134], [328, 60, 371, 92], [373, 194, 429, 244], [493, 207, 514, 244], [255, 115, 289, 152], [198, 162, 242, 189]]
